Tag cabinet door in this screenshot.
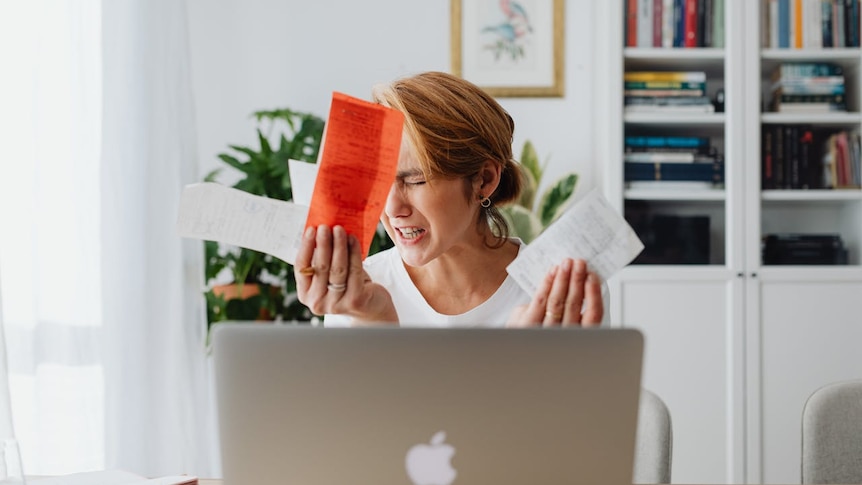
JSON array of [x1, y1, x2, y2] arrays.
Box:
[[756, 277, 862, 484], [618, 272, 745, 483]]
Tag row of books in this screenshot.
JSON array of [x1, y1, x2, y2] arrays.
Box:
[[762, 0, 861, 49], [768, 62, 847, 113], [624, 71, 716, 113], [761, 125, 861, 189], [624, 135, 724, 189], [625, 0, 725, 48], [762, 233, 848, 265]]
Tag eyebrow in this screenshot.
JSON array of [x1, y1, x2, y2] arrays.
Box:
[[396, 169, 425, 180]]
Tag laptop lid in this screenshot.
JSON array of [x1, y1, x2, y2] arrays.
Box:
[[212, 325, 643, 485]]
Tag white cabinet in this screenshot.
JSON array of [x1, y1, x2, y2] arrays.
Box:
[[596, 1, 862, 483]]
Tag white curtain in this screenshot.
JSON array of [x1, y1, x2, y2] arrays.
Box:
[[0, 0, 218, 478]]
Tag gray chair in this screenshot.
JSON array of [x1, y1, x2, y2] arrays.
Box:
[[634, 389, 673, 484], [801, 379, 862, 484]]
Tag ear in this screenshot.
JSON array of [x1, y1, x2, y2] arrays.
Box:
[[474, 160, 503, 197]]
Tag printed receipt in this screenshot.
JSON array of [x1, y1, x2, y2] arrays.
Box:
[[176, 182, 308, 265], [506, 190, 645, 295], [304, 92, 403, 257]]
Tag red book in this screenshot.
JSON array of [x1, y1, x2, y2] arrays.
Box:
[[627, 0, 639, 47], [653, 0, 664, 46], [684, 0, 698, 47]]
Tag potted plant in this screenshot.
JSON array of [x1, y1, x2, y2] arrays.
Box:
[[501, 140, 579, 243], [203, 108, 395, 331], [203, 108, 324, 328]]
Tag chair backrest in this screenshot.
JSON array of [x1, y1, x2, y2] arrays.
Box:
[[633, 389, 673, 484], [801, 379, 862, 484]]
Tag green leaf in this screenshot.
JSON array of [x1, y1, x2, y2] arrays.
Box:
[[519, 140, 543, 185], [516, 165, 538, 211], [500, 205, 543, 244], [539, 173, 578, 227]]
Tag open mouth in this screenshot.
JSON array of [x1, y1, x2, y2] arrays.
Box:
[[397, 227, 426, 240]]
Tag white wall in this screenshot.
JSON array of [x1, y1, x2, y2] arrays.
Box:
[[186, 0, 599, 196]]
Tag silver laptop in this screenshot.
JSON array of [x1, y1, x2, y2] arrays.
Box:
[[212, 324, 643, 485]]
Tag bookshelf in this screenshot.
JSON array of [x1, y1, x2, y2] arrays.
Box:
[[597, 1, 862, 484]]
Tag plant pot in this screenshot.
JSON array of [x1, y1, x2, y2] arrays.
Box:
[[211, 283, 276, 321]]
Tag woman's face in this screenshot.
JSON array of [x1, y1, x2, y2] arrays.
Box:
[[381, 139, 480, 267]]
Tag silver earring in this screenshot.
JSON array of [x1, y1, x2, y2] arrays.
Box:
[[480, 195, 492, 208]]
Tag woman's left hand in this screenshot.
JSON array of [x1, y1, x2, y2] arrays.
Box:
[[507, 258, 603, 327]]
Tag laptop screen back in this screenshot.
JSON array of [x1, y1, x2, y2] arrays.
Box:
[[213, 325, 643, 485]]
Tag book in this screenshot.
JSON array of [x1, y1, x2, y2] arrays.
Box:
[[684, 0, 698, 46], [625, 135, 711, 148], [712, 0, 725, 47], [29, 470, 198, 485], [624, 103, 716, 113], [624, 160, 725, 182], [626, 180, 719, 190], [624, 71, 707, 82], [624, 152, 703, 163]]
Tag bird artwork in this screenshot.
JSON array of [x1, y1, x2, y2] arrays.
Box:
[[481, 0, 534, 62]]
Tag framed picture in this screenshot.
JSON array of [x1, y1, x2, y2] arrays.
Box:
[[451, 0, 564, 97]]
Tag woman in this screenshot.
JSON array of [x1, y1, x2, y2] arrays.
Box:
[[295, 71, 607, 327]]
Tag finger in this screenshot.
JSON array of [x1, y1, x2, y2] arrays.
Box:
[[341, 233, 367, 304], [294, 227, 317, 293], [580, 272, 604, 326], [562, 259, 588, 327], [309, 224, 333, 297], [543, 259, 572, 327], [520, 265, 557, 325], [327, 226, 349, 292]]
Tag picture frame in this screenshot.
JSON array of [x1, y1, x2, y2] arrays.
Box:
[[451, 0, 565, 97]]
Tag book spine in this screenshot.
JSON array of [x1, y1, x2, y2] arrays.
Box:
[[639, 0, 654, 46], [654, 0, 664, 46], [809, 0, 823, 48], [674, 0, 686, 46], [625, 145, 718, 155], [625, 81, 707, 89], [713, 0, 725, 47], [791, 0, 804, 49], [763, 126, 775, 189], [703, 0, 713, 46], [663, 0, 676, 46], [845, 0, 859, 46], [822, 0, 834, 47], [625, 135, 711, 147], [779, 0, 791, 47], [685, 0, 698, 46], [627, 0, 640, 47], [625, 94, 712, 103], [836, 0, 846, 46], [624, 71, 708, 81], [624, 161, 725, 182], [772, 125, 784, 189]]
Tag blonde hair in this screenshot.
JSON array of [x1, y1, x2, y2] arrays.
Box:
[[372, 71, 522, 244]]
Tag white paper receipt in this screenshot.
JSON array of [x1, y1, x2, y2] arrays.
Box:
[[176, 182, 308, 265], [506, 189, 644, 295]]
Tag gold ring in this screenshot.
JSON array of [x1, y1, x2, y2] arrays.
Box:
[[298, 266, 316, 276], [545, 311, 562, 319]]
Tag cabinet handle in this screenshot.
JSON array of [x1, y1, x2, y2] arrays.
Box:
[[751, 272, 758, 278], [737, 272, 744, 277]]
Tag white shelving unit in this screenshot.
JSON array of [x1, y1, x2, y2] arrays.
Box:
[[596, 1, 862, 484]]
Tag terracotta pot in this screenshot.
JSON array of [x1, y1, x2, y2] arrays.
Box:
[[211, 283, 277, 320]]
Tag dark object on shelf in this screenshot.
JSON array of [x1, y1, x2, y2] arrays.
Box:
[[713, 88, 725, 113], [762, 234, 848, 265], [627, 211, 711, 265]]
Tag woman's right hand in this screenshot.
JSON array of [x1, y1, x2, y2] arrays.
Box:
[[295, 224, 399, 324]]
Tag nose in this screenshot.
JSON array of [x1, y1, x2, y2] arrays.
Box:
[[384, 182, 410, 219]]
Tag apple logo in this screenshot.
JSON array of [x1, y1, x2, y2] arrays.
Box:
[[405, 430, 457, 485]]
